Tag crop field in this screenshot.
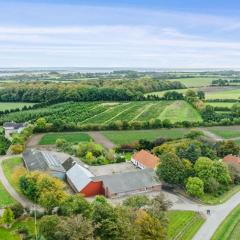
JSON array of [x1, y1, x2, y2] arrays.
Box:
[[205, 88, 240, 99], [206, 126, 240, 139], [0, 102, 34, 111], [0, 101, 203, 125], [167, 210, 205, 240], [39, 132, 91, 145], [102, 128, 190, 144]]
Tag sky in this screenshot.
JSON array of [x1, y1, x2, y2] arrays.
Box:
[[1, 0, 240, 68]]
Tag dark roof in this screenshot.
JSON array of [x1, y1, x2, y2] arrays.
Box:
[[23, 149, 66, 173], [62, 157, 76, 171], [3, 122, 25, 129], [93, 169, 160, 195]]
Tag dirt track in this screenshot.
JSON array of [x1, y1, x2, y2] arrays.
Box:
[[88, 132, 116, 150]]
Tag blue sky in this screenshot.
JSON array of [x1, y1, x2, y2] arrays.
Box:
[[1, 0, 240, 68]]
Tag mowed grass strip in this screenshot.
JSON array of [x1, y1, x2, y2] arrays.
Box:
[[159, 101, 203, 123], [205, 88, 240, 100], [167, 210, 205, 240], [102, 128, 190, 145], [211, 204, 240, 240], [2, 157, 23, 193], [206, 126, 240, 139], [0, 102, 34, 111], [39, 132, 91, 145], [205, 102, 235, 108], [0, 181, 16, 207]]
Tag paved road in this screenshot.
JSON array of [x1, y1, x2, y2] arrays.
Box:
[[88, 131, 116, 149], [0, 155, 43, 211]]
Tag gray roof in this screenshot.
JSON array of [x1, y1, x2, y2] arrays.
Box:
[[3, 122, 25, 129], [93, 169, 160, 195], [66, 164, 94, 192], [23, 149, 66, 173]]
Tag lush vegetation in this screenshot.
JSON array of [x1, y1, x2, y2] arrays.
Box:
[[212, 204, 240, 240], [0, 132, 11, 155], [0, 102, 34, 111], [39, 132, 91, 145]]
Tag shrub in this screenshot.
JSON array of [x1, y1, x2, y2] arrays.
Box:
[[186, 177, 204, 197]]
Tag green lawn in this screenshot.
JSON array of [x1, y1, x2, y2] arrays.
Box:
[[0, 181, 16, 207], [0, 102, 34, 111], [206, 126, 240, 139], [205, 88, 240, 100], [212, 204, 240, 240], [39, 132, 91, 145], [2, 157, 23, 193], [167, 210, 205, 240], [200, 185, 240, 205], [102, 128, 190, 144], [0, 218, 35, 240]]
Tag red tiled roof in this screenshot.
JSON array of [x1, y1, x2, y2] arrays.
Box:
[[223, 154, 240, 164], [132, 150, 160, 169]]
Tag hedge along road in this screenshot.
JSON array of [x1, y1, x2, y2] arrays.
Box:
[[0, 155, 43, 211]]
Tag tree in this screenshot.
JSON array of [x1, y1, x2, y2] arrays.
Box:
[[176, 143, 201, 163], [57, 215, 94, 240], [186, 177, 204, 197], [135, 210, 166, 240], [156, 152, 185, 184], [184, 130, 203, 139], [123, 195, 150, 209], [10, 144, 24, 154], [2, 208, 14, 228], [197, 91, 205, 100], [215, 141, 240, 158], [39, 215, 61, 240]]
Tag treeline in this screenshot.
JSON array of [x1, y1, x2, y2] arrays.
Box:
[[212, 79, 240, 86], [0, 78, 185, 103]]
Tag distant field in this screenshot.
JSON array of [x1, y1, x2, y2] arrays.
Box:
[[102, 128, 190, 144], [169, 77, 217, 87], [39, 132, 91, 145], [205, 89, 240, 100], [205, 102, 235, 108], [167, 210, 205, 240], [0, 102, 34, 111], [0, 101, 203, 125], [206, 126, 240, 139]]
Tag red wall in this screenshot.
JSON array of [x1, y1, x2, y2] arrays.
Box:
[[80, 181, 104, 197]]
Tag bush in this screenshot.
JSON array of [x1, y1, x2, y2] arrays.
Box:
[[186, 177, 204, 197], [11, 144, 25, 154], [10, 204, 24, 219]]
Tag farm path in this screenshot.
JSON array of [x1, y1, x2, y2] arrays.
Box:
[[88, 131, 116, 150], [26, 133, 44, 148], [0, 155, 43, 211], [199, 128, 224, 142]]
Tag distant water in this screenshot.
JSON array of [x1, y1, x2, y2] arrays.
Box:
[[0, 67, 238, 76]]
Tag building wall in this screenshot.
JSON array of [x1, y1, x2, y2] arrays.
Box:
[[80, 181, 104, 197]]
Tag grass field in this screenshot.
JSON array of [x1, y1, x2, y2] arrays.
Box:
[[205, 102, 235, 108], [212, 204, 240, 240], [0, 218, 34, 240], [0, 181, 16, 207], [102, 128, 190, 144], [206, 126, 240, 139], [0, 101, 203, 125], [205, 88, 240, 100], [145, 89, 191, 97], [0, 102, 34, 111], [2, 157, 23, 193], [167, 210, 205, 240], [39, 132, 91, 145]]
